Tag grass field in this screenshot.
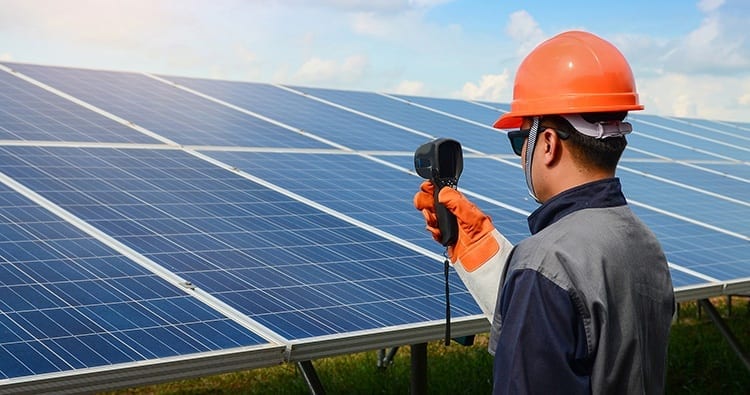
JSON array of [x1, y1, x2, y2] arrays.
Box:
[[106, 297, 749, 395]]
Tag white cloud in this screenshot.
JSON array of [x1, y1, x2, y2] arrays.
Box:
[[408, 0, 453, 7], [391, 80, 425, 95], [638, 72, 750, 121], [342, 55, 369, 76], [0, 1, 183, 48], [351, 12, 393, 37], [670, 95, 697, 118], [277, 0, 453, 13], [505, 10, 545, 57], [658, 0, 750, 74], [697, 0, 725, 12], [0, 0, 747, 123], [236, 47, 258, 64], [603, 1, 750, 122], [294, 57, 339, 81], [347, 7, 448, 41], [458, 71, 511, 101], [609, 33, 670, 76], [291, 54, 369, 85]]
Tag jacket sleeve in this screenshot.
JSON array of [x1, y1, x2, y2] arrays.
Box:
[[452, 229, 513, 321], [492, 268, 592, 394]]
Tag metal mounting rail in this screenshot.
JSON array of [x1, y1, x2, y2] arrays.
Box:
[[698, 298, 750, 372]]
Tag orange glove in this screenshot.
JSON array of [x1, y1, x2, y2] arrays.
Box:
[[413, 181, 499, 272], [413, 181, 442, 242]]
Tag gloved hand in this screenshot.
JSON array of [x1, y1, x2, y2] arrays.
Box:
[[413, 181, 499, 272]]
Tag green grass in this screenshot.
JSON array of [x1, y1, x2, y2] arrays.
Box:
[[105, 297, 749, 395]]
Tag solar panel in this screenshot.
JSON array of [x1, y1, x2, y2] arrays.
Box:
[[0, 180, 280, 385], [700, 163, 750, 179], [163, 77, 431, 151], [0, 61, 747, 391], [618, 171, 747, 236], [629, 117, 747, 161], [0, 66, 156, 144], [5, 63, 328, 149], [0, 146, 482, 342], [289, 86, 514, 155], [622, 161, 748, 202], [391, 94, 502, 128], [632, 114, 750, 152]]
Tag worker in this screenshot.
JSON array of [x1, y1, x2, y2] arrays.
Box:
[[414, 30, 675, 394]]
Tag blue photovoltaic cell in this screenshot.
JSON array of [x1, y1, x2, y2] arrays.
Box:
[[634, 114, 750, 154], [626, 126, 722, 161], [619, 147, 661, 160], [630, 205, 750, 282], [162, 76, 430, 151], [455, 157, 539, 215], [388, 95, 653, 161], [202, 151, 531, 249], [7, 63, 328, 149], [477, 101, 511, 113], [666, 117, 750, 144], [379, 154, 748, 287], [289, 86, 513, 155], [700, 163, 750, 180], [378, 153, 745, 287], [0, 146, 482, 340], [619, 170, 749, 235], [0, 184, 267, 380], [630, 118, 746, 162], [392, 94, 502, 127], [668, 269, 714, 289], [0, 68, 157, 144], [374, 154, 534, 241], [199, 151, 440, 250], [725, 120, 750, 131], [623, 162, 749, 202]]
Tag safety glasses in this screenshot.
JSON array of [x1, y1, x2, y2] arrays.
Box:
[[507, 129, 530, 156], [506, 126, 571, 156]]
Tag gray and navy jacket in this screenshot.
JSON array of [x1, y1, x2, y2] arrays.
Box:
[[488, 178, 675, 394]]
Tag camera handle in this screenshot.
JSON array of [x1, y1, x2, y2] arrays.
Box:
[[433, 176, 459, 246]]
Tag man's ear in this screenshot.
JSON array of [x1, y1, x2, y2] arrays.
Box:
[[541, 129, 562, 166]]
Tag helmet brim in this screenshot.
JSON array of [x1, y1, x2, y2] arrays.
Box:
[[492, 113, 523, 129]]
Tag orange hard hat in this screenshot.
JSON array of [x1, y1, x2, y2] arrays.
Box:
[[493, 30, 644, 129]]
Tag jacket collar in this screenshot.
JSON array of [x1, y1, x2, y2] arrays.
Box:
[[527, 178, 627, 235]]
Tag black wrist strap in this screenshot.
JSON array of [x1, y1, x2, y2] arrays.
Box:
[[443, 255, 451, 346]]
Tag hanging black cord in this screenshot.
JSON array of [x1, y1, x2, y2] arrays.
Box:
[[443, 253, 451, 346]]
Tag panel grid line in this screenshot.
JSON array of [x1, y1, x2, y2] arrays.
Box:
[[0, 64, 177, 147], [0, 62, 747, 390], [0, 169, 287, 345]]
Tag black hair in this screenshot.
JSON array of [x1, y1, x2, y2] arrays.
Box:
[[541, 112, 628, 171]]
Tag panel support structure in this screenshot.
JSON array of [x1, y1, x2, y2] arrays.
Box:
[[377, 347, 400, 368], [698, 299, 750, 372], [410, 343, 428, 395], [297, 360, 326, 395]]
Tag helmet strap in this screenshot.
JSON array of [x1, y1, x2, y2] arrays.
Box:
[[524, 117, 542, 204]]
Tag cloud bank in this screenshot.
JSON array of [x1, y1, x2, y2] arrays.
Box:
[[0, 0, 747, 122]]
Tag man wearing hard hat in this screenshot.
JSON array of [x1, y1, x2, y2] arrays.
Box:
[[415, 31, 675, 394]]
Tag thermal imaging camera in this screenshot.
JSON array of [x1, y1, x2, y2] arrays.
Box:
[[414, 138, 463, 246]]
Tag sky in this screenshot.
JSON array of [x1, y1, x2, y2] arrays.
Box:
[[1, 0, 749, 123]]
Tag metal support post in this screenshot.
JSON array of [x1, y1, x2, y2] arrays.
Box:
[[377, 347, 400, 368], [297, 360, 326, 395], [727, 295, 732, 317], [410, 343, 427, 395], [698, 299, 750, 372]]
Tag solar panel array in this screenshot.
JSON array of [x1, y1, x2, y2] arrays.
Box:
[[0, 61, 748, 392]]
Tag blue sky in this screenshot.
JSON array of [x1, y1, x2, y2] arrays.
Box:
[[1, 0, 749, 122]]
